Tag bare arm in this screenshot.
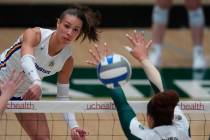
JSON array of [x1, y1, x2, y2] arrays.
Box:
[[126, 31, 164, 93], [21, 27, 41, 56], [20, 27, 43, 100], [57, 57, 86, 139], [57, 57, 74, 84]]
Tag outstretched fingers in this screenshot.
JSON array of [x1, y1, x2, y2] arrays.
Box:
[[89, 49, 100, 63], [146, 40, 153, 48], [138, 31, 145, 44], [85, 60, 98, 66], [14, 72, 25, 89], [94, 44, 101, 60], [8, 70, 16, 81], [133, 30, 139, 43], [126, 33, 136, 47], [102, 42, 110, 57]]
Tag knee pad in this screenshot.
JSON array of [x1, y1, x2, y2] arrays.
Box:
[[188, 8, 205, 27], [152, 5, 169, 25]]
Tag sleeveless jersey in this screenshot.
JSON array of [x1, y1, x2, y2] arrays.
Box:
[[0, 28, 72, 97]]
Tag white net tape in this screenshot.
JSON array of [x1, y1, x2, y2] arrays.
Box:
[[6, 100, 208, 113], [1, 100, 210, 140]]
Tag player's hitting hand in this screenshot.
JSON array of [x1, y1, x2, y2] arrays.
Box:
[[71, 127, 87, 140], [22, 82, 42, 100], [125, 30, 152, 62]]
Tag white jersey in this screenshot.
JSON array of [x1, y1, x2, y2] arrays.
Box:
[[129, 106, 190, 140], [0, 28, 72, 97]]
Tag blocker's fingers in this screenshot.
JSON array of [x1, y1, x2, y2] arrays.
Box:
[[139, 31, 145, 42], [141, 30, 145, 36], [133, 30, 140, 42], [0, 79, 4, 86], [14, 72, 25, 86], [89, 49, 100, 62], [16, 78, 24, 89], [9, 70, 16, 81], [126, 34, 136, 46], [85, 60, 98, 66], [146, 40, 153, 48], [94, 44, 101, 59], [124, 46, 132, 52], [103, 42, 110, 57], [0, 80, 4, 88]]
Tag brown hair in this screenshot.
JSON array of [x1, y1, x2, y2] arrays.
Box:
[[147, 90, 179, 127], [59, 5, 101, 42]]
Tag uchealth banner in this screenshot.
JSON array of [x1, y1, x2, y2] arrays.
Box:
[[5, 100, 209, 113]]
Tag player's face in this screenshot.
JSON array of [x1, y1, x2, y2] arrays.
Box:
[[57, 14, 82, 44]]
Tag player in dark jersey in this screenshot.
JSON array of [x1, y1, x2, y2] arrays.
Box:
[[87, 30, 191, 140]]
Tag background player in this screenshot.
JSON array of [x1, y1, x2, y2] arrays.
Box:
[[149, 0, 206, 69]]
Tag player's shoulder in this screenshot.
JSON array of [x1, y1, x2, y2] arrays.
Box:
[[144, 129, 160, 139], [22, 27, 41, 39], [21, 27, 42, 45], [39, 27, 54, 34], [24, 27, 41, 34]]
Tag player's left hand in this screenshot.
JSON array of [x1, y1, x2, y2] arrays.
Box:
[[125, 30, 152, 62], [86, 42, 110, 66], [70, 127, 87, 140]]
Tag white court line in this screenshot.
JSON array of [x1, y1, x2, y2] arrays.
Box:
[[122, 82, 144, 98], [72, 79, 151, 98], [42, 82, 93, 98], [174, 80, 210, 98]]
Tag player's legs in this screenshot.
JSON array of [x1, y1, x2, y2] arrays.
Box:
[[150, 0, 172, 67], [185, 0, 206, 69], [16, 113, 50, 140]]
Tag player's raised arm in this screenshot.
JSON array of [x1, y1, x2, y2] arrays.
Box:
[[125, 30, 164, 93], [87, 43, 143, 139], [126, 30, 190, 138]]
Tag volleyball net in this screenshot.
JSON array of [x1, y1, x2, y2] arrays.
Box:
[[1, 100, 210, 140]]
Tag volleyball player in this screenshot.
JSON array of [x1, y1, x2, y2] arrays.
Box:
[[149, 0, 206, 69], [87, 30, 191, 140], [0, 5, 100, 140]]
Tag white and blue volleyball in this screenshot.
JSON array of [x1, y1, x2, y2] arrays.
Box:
[[97, 53, 132, 89]]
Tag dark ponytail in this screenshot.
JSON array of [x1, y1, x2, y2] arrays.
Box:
[[147, 90, 179, 127], [59, 5, 101, 42]]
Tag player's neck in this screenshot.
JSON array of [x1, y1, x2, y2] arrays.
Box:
[[48, 32, 64, 56]]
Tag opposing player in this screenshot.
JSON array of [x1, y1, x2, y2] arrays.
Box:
[[0, 5, 100, 140], [0, 71, 24, 117], [87, 30, 190, 139], [150, 0, 206, 69]]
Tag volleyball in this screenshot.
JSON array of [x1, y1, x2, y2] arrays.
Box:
[[97, 53, 132, 89]]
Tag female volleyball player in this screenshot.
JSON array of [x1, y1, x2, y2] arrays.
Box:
[[0, 5, 100, 140], [87, 30, 190, 140], [0, 71, 24, 116]]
